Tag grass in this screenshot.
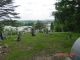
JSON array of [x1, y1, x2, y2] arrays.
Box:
[[0, 32, 79, 60]]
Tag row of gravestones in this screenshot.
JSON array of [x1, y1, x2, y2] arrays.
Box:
[[16, 27, 49, 42], [31, 27, 49, 36], [0, 28, 35, 41], [0, 27, 50, 40]]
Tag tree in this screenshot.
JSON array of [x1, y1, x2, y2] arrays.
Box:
[[0, 0, 19, 20], [52, 0, 80, 32], [50, 22, 54, 32], [35, 21, 45, 32], [0, 0, 19, 40], [0, 20, 20, 26], [0, 22, 4, 40]]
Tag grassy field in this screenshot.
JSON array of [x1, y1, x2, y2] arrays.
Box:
[[0, 32, 79, 60]]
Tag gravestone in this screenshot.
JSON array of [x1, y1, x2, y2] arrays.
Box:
[[0, 32, 4, 40], [45, 28, 48, 34], [70, 37, 80, 60], [16, 32, 22, 41], [31, 28, 35, 36], [3, 31, 7, 39], [44, 28, 48, 34]]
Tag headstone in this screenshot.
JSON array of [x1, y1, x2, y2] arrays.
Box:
[[2, 31, 7, 39], [44, 28, 48, 34], [0, 32, 4, 40], [16, 32, 22, 41], [70, 37, 80, 60], [45, 28, 48, 34], [31, 28, 35, 36]]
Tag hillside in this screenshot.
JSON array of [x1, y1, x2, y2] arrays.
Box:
[[0, 32, 79, 60]]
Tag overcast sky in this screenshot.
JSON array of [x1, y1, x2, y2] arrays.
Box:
[[14, 0, 56, 20]]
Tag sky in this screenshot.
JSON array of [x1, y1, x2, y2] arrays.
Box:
[[14, 0, 56, 20]]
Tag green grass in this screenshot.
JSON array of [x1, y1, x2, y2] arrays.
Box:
[[0, 32, 79, 60]]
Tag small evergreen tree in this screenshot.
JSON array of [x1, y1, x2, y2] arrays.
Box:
[[35, 21, 45, 32], [0, 0, 19, 40], [50, 22, 54, 32]]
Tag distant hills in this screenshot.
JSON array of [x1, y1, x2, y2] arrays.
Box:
[[18, 20, 54, 24], [16, 20, 54, 26]]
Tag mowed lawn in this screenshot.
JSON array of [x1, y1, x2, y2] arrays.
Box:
[[0, 32, 79, 60]]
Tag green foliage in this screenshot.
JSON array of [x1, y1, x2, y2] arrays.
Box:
[[50, 22, 54, 32], [0, 0, 12, 6], [1, 20, 21, 27], [35, 21, 45, 31], [0, 0, 19, 20], [0, 0, 19, 33], [54, 20, 63, 32], [0, 23, 4, 33], [24, 22, 34, 26], [53, 0, 80, 32]]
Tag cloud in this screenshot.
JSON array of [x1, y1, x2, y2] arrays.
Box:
[[14, 0, 56, 20]]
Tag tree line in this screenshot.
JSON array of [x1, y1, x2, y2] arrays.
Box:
[[53, 0, 80, 32]]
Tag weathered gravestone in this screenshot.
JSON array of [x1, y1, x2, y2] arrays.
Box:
[[0, 32, 4, 40], [31, 28, 35, 36], [70, 37, 80, 60], [45, 28, 48, 34], [16, 32, 22, 41], [44, 28, 49, 34]]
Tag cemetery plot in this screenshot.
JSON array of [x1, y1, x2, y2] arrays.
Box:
[[0, 32, 79, 60]]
